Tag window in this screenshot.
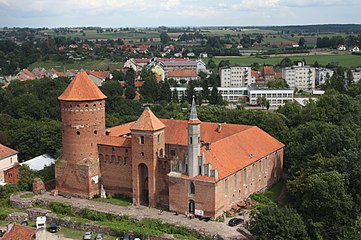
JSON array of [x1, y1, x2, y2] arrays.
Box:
[[112, 147, 115, 152], [190, 137, 193, 144], [199, 165, 202, 175], [117, 156, 122, 164], [105, 155, 110, 162], [170, 149, 176, 156], [140, 136, 145, 144], [190, 182, 195, 195], [157, 134, 161, 143], [99, 154, 104, 162], [225, 178, 229, 196], [76, 131, 80, 136], [125, 149, 129, 155], [94, 130, 98, 135], [111, 155, 116, 163], [234, 173, 237, 190], [141, 152, 144, 157]]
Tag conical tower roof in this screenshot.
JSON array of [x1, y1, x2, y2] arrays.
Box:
[[130, 107, 165, 131], [58, 72, 107, 101], [188, 97, 201, 124]]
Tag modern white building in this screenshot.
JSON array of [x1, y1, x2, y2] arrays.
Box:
[[220, 65, 253, 87], [316, 68, 334, 86], [282, 62, 316, 92], [170, 86, 293, 107], [351, 68, 361, 82]]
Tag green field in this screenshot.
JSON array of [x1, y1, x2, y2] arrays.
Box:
[[28, 59, 123, 71], [205, 54, 361, 68]]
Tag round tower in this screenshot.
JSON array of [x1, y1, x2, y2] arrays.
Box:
[[55, 72, 107, 198]]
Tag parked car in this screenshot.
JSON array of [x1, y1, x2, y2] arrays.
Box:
[[49, 221, 60, 233], [21, 220, 28, 226], [95, 233, 104, 240], [228, 218, 244, 227], [83, 231, 92, 240]]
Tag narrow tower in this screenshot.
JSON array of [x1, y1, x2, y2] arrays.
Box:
[[55, 72, 107, 198], [188, 97, 201, 177], [130, 107, 165, 207]]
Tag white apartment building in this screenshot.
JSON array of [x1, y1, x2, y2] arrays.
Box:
[[352, 68, 361, 82], [170, 86, 293, 107], [316, 68, 334, 86], [220, 65, 253, 87], [282, 62, 316, 92]]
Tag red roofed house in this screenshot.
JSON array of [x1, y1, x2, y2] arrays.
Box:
[[55, 72, 284, 217], [124, 58, 151, 72], [167, 68, 199, 83], [1, 223, 36, 240], [0, 144, 19, 184], [263, 66, 276, 81]]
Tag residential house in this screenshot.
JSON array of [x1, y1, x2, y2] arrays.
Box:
[[337, 44, 346, 51], [0, 144, 19, 184], [87, 71, 111, 86], [351, 46, 360, 52]]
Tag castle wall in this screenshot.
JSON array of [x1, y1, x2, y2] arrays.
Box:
[[98, 145, 133, 197]]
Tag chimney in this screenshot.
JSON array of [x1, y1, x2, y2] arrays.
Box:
[[217, 123, 222, 133]]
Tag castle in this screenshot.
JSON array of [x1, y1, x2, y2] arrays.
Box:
[[55, 72, 284, 218]]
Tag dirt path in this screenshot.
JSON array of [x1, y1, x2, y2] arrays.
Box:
[[17, 192, 248, 240]]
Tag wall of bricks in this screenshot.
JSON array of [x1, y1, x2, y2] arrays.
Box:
[[169, 176, 215, 217], [131, 129, 165, 207], [4, 164, 19, 183], [55, 99, 105, 198], [98, 145, 133, 196]]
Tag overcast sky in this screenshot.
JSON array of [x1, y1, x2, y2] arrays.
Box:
[[0, 0, 360, 27]]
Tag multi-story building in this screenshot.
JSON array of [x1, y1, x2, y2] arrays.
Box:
[[170, 86, 293, 107], [316, 68, 334, 86], [55, 72, 285, 218], [282, 62, 316, 91], [352, 68, 361, 82], [220, 65, 253, 87]]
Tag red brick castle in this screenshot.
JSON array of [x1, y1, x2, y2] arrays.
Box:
[[55, 72, 284, 218]]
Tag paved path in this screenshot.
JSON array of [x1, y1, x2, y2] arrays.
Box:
[[26, 192, 247, 240]]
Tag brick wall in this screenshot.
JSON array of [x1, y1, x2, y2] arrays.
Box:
[[98, 145, 133, 196], [4, 164, 19, 183]]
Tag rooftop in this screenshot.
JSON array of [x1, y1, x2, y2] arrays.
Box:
[[0, 144, 18, 160], [58, 72, 107, 101]]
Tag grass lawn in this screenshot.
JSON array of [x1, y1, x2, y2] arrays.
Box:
[[204, 53, 361, 68], [19, 193, 34, 198], [28, 59, 123, 71], [94, 196, 132, 207], [263, 180, 284, 202]]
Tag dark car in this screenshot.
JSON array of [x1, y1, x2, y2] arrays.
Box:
[[49, 221, 60, 233], [228, 218, 244, 227], [21, 220, 28, 226]]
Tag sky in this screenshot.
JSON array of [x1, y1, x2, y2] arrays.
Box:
[[0, 0, 360, 28]]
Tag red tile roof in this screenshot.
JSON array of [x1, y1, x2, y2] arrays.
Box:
[[133, 58, 151, 63], [167, 68, 197, 78], [263, 66, 275, 76], [0, 144, 18, 160], [98, 136, 131, 147], [130, 108, 165, 131], [203, 126, 284, 179], [107, 119, 284, 180], [87, 71, 110, 80], [1, 224, 36, 240], [58, 72, 107, 101]]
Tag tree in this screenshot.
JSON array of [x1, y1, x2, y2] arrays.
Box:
[[159, 80, 172, 102], [140, 70, 160, 102], [249, 206, 310, 240], [160, 32, 170, 44], [279, 57, 293, 68], [298, 37, 306, 47], [172, 89, 179, 103], [100, 81, 124, 98], [267, 78, 288, 89], [125, 68, 136, 87], [124, 86, 136, 100]]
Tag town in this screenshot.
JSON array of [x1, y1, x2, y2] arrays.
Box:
[[0, 22, 361, 240]]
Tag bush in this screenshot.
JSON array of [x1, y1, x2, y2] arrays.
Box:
[[50, 202, 74, 216]]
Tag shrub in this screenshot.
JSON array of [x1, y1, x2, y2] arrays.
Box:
[[50, 202, 74, 216]]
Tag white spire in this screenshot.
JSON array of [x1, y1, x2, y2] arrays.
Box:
[[189, 96, 198, 120]]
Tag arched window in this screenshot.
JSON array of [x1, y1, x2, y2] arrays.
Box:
[[105, 155, 110, 162], [111, 155, 116, 163], [159, 149, 164, 157], [99, 154, 104, 162], [189, 182, 195, 195], [117, 156, 122, 164]]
